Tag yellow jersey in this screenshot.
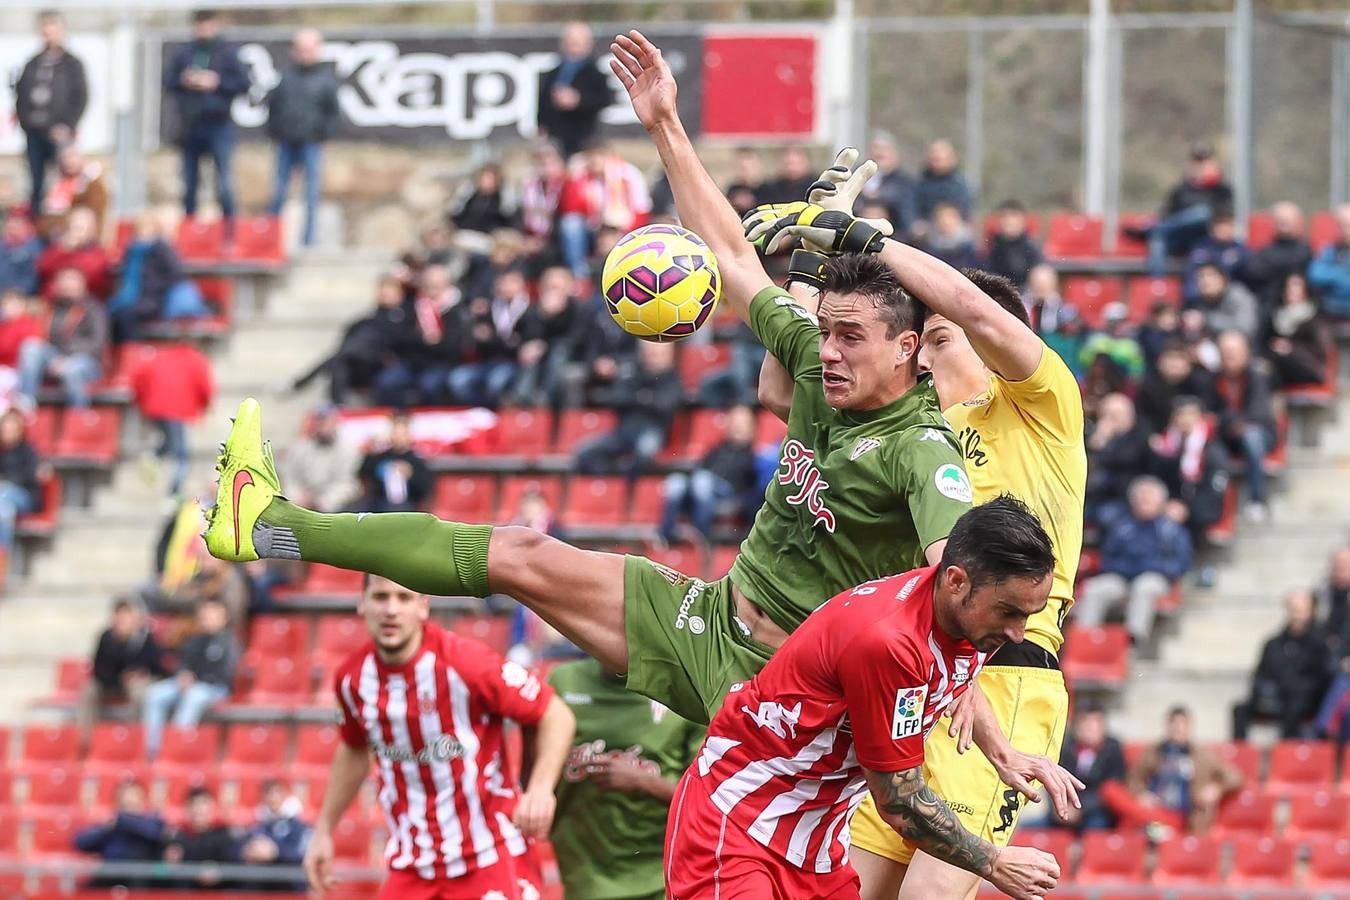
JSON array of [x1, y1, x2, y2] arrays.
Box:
[[941, 343, 1086, 655]]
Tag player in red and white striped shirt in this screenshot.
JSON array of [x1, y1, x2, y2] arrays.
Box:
[[666, 498, 1082, 900], [304, 574, 576, 900]]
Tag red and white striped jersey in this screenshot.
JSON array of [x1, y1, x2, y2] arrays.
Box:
[[334, 621, 552, 880], [692, 566, 984, 874]]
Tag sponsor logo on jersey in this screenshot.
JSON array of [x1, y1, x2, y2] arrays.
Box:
[[953, 656, 973, 685], [741, 700, 802, 740], [501, 660, 542, 701], [992, 788, 1024, 835], [891, 685, 928, 739], [773, 294, 820, 325], [918, 427, 950, 447], [370, 734, 466, 765], [562, 692, 593, 705], [956, 425, 989, 468], [564, 739, 661, 782], [896, 575, 921, 601], [777, 439, 838, 533], [850, 437, 882, 461], [675, 579, 708, 634], [934, 464, 973, 502]]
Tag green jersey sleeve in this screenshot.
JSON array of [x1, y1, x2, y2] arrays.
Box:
[[748, 285, 822, 381], [898, 426, 973, 553]]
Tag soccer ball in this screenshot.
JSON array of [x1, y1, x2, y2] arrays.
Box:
[[601, 224, 721, 342]]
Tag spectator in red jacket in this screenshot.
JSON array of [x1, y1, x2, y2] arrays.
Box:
[[0, 289, 44, 369], [36, 205, 112, 300], [130, 342, 214, 498], [556, 140, 651, 279]]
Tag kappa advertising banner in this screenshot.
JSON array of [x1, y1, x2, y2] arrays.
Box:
[[158, 31, 704, 145]]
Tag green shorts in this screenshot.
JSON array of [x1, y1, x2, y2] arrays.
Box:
[[621, 555, 776, 725]]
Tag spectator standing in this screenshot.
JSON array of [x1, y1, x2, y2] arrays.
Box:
[[1075, 476, 1192, 645], [1142, 143, 1234, 275], [1053, 706, 1126, 832], [108, 213, 210, 343], [1146, 396, 1229, 544], [511, 265, 583, 406], [984, 200, 1043, 287], [757, 146, 816, 205], [36, 205, 112, 300], [922, 201, 979, 271], [130, 342, 215, 498], [266, 28, 340, 248], [1084, 393, 1150, 530], [13, 11, 87, 215], [0, 408, 41, 551], [537, 22, 610, 160], [1245, 201, 1312, 307], [576, 341, 681, 478], [0, 216, 41, 296], [1232, 589, 1333, 739], [1191, 261, 1260, 343], [77, 598, 167, 754], [357, 412, 432, 513], [280, 405, 361, 513], [858, 131, 918, 237], [165, 787, 242, 888], [1182, 208, 1248, 303], [18, 267, 107, 408], [1266, 272, 1331, 388], [74, 780, 168, 886], [557, 141, 651, 278], [659, 403, 762, 544], [914, 138, 973, 229], [294, 274, 420, 405], [142, 596, 238, 757], [38, 144, 107, 240], [1211, 330, 1277, 521], [448, 269, 529, 407], [165, 10, 249, 225], [1307, 202, 1350, 319], [1317, 546, 1350, 653]]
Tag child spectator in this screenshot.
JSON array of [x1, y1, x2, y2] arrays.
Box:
[[238, 779, 311, 880], [922, 201, 979, 271], [130, 342, 215, 498], [1182, 208, 1248, 303], [1136, 340, 1218, 433], [1136, 301, 1181, 369], [165, 787, 243, 888]]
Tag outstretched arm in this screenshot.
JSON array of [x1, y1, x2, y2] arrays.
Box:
[[875, 240, 1043, 381], [610, 31, 772, 322]]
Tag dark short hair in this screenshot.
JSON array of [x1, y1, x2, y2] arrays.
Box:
[[1171, 394, 1203, 416], [1167, 705, 1191, 720], [938, 494, 1055, 589], [1158, 339, 1190, 358], [37, 10, 64, 25], [192, 9, 220, 23], [996, 200, 1025, 214], [961, 268, 1032, 328], [1195, 261, 1225, 278], [819, 253, 922, 340], [187, 786, 215, 803]]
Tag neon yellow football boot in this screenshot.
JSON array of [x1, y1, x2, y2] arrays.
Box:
[[202, 397, 282, 562]]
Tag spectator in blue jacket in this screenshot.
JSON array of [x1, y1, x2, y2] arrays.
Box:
[[75, 780, 168, 887], [1307, 203, 1350, 320], [1182, 208, 1249, 303], [1074, 475, 1192, 645], [164, 9, 249, 224], [0, 215, 40, 295], [914, 139, 973, 231], [238, 779, 311, 889]]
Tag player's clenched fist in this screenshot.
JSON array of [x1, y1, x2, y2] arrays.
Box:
[[512, 788, 557, 837], [989, 845, 1060, 900], [302, 828, 338, 896]]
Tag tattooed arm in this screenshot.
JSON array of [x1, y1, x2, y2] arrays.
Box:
[[864, 765, 997, 877]]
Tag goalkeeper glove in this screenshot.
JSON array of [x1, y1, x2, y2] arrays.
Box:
[[786, 248, 832, 290], [745, 203, 889, 256]]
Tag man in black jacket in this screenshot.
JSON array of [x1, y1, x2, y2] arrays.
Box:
[[77, 598, 167, 754], [265, 28, 340, 247], [1135, 341, 1218, 434], [537, 22, 611, 160], [1054, 706, 1126, 832], [14, 11, 87, 213], [984, 200, 1043, 288], [576, 341, 681, 478], [292, 274, 420, 404], [164, 10, 249, 223], [1232, 589, 1335, 739], [165, 787, 244, 888], [659, 403, 762, 543], [1245, 201, 1313, 308], [357, 412, 432, 513], [1212, 331, 1278, 521], [142, 596, 238, 758], [1144, 143, 1234, 275]]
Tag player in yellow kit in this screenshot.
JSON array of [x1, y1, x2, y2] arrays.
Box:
[[749, 178, 1086, 900]]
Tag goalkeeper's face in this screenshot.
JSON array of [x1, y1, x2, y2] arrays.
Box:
[[918, 314, 987, 409], [360, 575, 431, 662], [816, 293, 919, 411]]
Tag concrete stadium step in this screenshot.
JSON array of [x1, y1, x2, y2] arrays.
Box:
[[268, 254, 392, 320], [1115, 664, 1248, 740], [29, 517, 162, 591]]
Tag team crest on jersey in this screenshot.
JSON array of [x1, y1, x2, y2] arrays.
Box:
[[648, 561, 689, 586], [777, 439, 837, 533], [850, 437, 881, 461], [417, 691, 438, 715], [891, 686, 928, 739], [934, 464, 973, 503]]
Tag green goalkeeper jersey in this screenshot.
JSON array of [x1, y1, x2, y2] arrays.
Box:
[[730, 286, 972, 633], [548, 658, 705, 900]]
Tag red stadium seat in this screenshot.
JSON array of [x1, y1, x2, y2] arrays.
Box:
[[1228, 835, 1297, 887], [1307, 837, 1350, 889], [50, 658, 90, 703], [1011, 829, 1073, 874], [1210, 741, 1263, 784], [157, 724, 222, 774], [224, 726, 286, 779], [1287, 790, 1349, 839], [331, 816, 374, 863], [646, 543, 704, 577], [293, 725, 342, 779], [492, 408, 555, 459], [0, 770, 10, 806], [658, 410, 691, 463], [1077, 830, 1148, 883], [284, 564, 363, 599], [111, 218, 136, 259], [1245, 211, 1276, 250], [1310, 209, 1339, 252], [85, 724, 146, 775], [755, 409, 788, 450], [1112, 212, 1155, 258], [17, 472, 60, 536], [497, 475, 564, 522], [247, 657, 310, 707], [315, 615, 370, 666], [1061, 624, 1129, 689], [562, 476, 630, 527], [555, 409, 617, 454], [176, 216, 227, 261], [1153, 834, 1222, 885], [1212, 789, 1275, 837], [1045, 213, 1105, 259], [28, 811, 82, 860], [708, 545, 739, 580], [450, 615, 511, 656], [230, 215, 285, 264], [161, 770, 222, 816], [24, 765, 80, 811], [679, 342, 730, 393], [0, 809, 16, 855], [26, 406, 58, 456], [1266, 740, 1336, 798], [1126, 277, 1182, 321], [53, 407, 121, 465], [247, 615, 311, 660], [20, 725, 79, 771], [1062, 277, 1123, 328], [630, 477, 665, 526], [432, 475, 498, 524], [686, 408, 730, 460], [102, 341, 160, 391]]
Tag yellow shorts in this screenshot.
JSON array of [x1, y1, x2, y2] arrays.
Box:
[[850, 665, 1068, 865]]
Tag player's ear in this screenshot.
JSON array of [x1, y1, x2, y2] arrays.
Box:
[[894, 329, 919, 367]]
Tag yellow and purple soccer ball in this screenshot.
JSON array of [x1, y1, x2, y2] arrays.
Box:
[[601, 224, 721, 342]]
